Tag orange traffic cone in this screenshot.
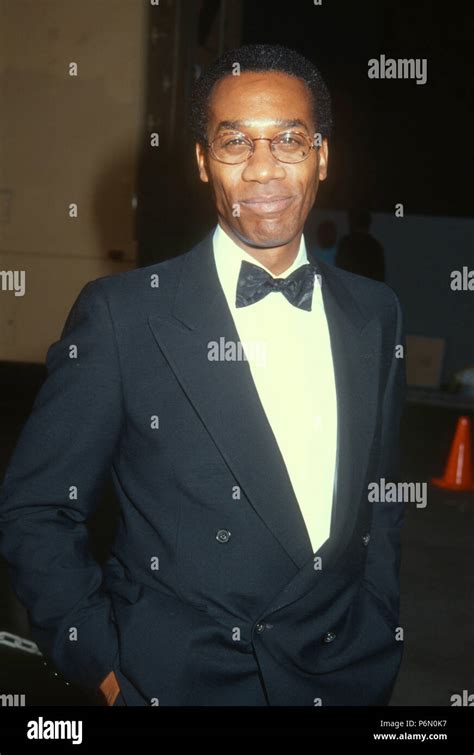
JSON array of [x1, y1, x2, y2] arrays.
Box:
[[431, 416, 474, 491]]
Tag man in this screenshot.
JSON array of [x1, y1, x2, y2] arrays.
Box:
[[0, 44, 406, 706], [336, 209, 386, 281], [312, 219, 338, 266]]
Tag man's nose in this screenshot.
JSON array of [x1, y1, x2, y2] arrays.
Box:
[[241, 140, 286, 182]]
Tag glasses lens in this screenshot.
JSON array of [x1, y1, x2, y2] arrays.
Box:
[[272, 132, 310, 162], [211, 133, 252, 163]]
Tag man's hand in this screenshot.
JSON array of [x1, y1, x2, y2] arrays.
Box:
[[99, 670, 121, 706]]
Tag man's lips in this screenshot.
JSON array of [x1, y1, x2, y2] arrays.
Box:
[[239, 195, 295, 214]]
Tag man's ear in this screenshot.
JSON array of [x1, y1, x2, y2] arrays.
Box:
[[318, 138, 329, 182], [195, 142, 210, 183]]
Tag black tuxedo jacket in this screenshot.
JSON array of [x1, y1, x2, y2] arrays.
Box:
[[0, 230, 406, 706]]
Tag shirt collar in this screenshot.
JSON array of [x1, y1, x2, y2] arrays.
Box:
[[213, 223, 309, 308]]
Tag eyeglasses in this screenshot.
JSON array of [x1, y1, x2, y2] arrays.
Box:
[[207, 130, 319, 165]]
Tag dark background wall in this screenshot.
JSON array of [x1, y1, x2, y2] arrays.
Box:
[[138, 0, 473, 269], [241, 0, 472, 217]]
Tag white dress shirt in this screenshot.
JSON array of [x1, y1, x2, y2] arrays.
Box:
[[212, 223, 338, 554]]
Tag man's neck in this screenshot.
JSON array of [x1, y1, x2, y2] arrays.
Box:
[[218, 220, 302, 276]]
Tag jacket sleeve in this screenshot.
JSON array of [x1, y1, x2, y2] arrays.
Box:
[[363, 289, 406, 624], [0, 279, 123, 691]]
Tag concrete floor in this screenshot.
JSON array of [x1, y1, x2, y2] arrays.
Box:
[[391, 406, 474, 705], [0, 363, 473, 705]]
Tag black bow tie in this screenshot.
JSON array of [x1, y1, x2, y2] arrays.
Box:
[[235, 259, 317, 311]]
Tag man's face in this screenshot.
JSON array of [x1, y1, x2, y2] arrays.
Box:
[[196, 71, 328, 249]]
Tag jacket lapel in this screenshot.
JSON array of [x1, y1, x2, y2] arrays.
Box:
[[261, 258, 383, 615], [147, 232, 381, 578]]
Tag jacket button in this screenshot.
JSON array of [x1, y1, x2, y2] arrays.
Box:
[[322, 631, 337, 643], [362, 533, 371, 546], [216, 528, 231, 543], [255, 622, 266, 633]]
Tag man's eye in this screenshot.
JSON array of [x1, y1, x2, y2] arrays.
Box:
[[224, 137, 247, 147], [277, 134, 304, 145]]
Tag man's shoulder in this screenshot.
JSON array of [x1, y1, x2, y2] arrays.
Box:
[[88, 249, 189, 296], [76, 235, 210, 313], [314, 256, 400, 321]]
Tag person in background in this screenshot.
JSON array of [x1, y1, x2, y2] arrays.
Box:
[[336, 209, 385, 282], [311, 220, 338, 266]]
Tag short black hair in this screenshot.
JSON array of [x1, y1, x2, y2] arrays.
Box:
[[189, 43, 332, 146]]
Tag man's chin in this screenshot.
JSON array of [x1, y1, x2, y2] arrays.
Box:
[[233, 224, 295, 250]]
